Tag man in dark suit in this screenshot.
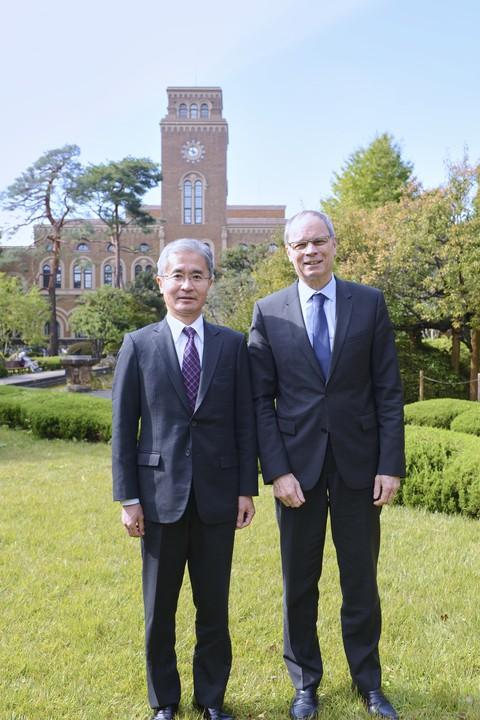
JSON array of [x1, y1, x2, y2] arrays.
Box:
[[248, 211, 405, 720], [112, 238, 258, 720]]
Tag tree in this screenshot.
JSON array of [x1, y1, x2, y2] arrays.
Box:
[[74, 157, 162, 288], [322, 133, 414, 216], [69, 286, 140, 357], [0, 273, 49, 354], [1, 145, 82, 355], [127, 269, 166, 326]]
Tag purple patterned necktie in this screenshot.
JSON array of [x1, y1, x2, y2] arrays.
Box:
[[311, 292, 331, 380], [182, 326, 200, 411]]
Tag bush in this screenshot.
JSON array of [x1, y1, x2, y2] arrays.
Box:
[[450, 407, 480, 436], [0, 386, 111, 442], [398, 425, 480, 518], [32, 356, 63, 370], [404, 398, 473, 429]]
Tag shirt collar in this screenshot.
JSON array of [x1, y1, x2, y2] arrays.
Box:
[[298, 274, 336, 304], [166, 313, 205, 343]]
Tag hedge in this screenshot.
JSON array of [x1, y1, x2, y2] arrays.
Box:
[[0, 386, 111, 442], [405, 398, 480, 435], [400, 425, 480, 518]]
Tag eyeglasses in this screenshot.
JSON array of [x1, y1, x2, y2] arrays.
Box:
[[159, 272, 211, 284], [288, 237, 334, 252]]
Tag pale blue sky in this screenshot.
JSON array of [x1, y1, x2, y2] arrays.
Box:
[[1, 0, 478, 244]]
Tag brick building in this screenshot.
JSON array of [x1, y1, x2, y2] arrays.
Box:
[[1, 87, 285, 340]]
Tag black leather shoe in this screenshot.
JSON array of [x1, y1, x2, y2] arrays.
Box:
[[290, 688, 319, 720], [197, 707, 233, 720], [151, 706, 178, 720], [359, 689, 398, 719]]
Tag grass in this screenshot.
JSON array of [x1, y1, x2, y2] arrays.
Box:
[[0, 426, 479, 720]]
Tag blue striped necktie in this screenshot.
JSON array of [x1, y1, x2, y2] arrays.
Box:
[[311, 292, 331, 379], [182, 326, 200, 411]]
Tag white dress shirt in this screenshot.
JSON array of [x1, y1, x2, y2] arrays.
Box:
[[122, 313, 205, 507], [297, 274, 337, 350]]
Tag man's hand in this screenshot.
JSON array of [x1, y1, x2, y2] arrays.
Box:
[[236, 496, 255, 529], [373, 475, 400, 506], [273, 473, 305, 508], [121, 503, 145, 537]]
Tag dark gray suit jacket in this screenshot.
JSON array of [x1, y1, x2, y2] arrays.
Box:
[[248, 278, 405, 489], [112, 319, 258, 524]]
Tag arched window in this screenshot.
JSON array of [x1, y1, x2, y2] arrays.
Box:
[[183, 180, 192, 224], [139, 242, 150, 253], [76, 242, 89, 252], [73, 265, 82, 289], [104, 264, 113, 286], [84, 265, 92, 289], [55, 267, 62, 288], [107, 243, 115, 253], [145, 264, 153, 273], [134, 264, 143, 277], [42, 264, 51, 289], [179, 103, 188, 119], [200, 103, 209, 119], [194, 180, 203, 224], [44, 321, 60, 336], [190, 103, 198, 119]]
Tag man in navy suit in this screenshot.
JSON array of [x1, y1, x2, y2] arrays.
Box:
[[113, 239, 258, 720], [248, 211, 405, 719]]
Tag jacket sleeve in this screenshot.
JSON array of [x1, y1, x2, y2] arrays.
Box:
[[371, 292, 406, 477], [248, 301, 292, 484], [111, 333, 142, 501], [234, 336, 259, 496]]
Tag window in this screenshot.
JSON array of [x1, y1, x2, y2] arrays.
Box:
[[55, 267, 61, 288], [139, 242, 150, 253], [42, 264, 51, 289], [145, 264, 153, 273], [183, 180, 192, 224], [200, 103, 209, 119], [194, 180, 203, 223], [179, 103, 188, 118], [84, 265, 92, 289], [73, 265, 82, 289], [107, 243, 115, 253], [134, 264, 143, 277], [44, 321, 60, 336], [45, 243, 53, 252], [76, 242, 89, 252], [190, 103, 198, 119], [104, 264, 113, 286], [183, 178, 203, 225]]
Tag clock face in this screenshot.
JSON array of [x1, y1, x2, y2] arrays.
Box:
[[182, 140, 205, 164]]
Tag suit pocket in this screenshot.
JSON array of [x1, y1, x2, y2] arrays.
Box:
[[137, 451, 162, 467], [219, 455, 239, 468], [278, 417, 296, 435], [360, 413, 377, 430]]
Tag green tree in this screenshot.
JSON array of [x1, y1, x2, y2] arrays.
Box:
[[0, 273, 49, 354], [74, 157, 162, 288], [69, 286, 139, 357], [322, 133, 414, 216], [1, 145, 82, 355], [127, 269, 166, 326]]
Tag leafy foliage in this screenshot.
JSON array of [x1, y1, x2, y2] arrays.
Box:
[[0, 272, 49, 353]]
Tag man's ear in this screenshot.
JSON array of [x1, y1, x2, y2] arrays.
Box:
[[155, 275, 164, 294]]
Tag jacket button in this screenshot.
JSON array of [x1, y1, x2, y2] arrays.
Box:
[[185, 449, 191, 456]]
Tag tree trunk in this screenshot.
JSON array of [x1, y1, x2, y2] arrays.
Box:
[[469, 328, 479, 401], [47, 237, 61, 356], [451, 326, 461, 373]]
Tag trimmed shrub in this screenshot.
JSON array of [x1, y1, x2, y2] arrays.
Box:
[[32, 356, 63, 370], [404, 398, 473, 429], [450, 407, 480, 437], [0, 386, 111, 442], [398, 425, 480, 518]]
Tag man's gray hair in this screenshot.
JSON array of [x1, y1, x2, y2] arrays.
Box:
[[284, 210, 335, 244], [157, 239, 214, 277]]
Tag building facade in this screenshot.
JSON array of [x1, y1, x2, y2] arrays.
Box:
[[2, 86, 285, 340]]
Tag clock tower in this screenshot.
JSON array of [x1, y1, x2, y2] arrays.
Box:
[[160, 87, 228, 257]]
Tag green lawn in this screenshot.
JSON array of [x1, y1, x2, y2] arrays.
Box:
[[0, 426, 479, 720]]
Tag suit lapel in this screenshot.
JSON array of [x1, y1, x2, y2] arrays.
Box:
[[329, 278, 353, 381], [152, 320, 191, 413], [196, 322, 223, 410], [284, 282, 325, 383]]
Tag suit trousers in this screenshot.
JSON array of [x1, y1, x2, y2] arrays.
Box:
[[141, 492, 236, 709], [276, 443, 382, 693]]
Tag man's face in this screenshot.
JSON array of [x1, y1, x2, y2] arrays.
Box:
[[286, 215, 337, 290], [156, 250, 213, 323]]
